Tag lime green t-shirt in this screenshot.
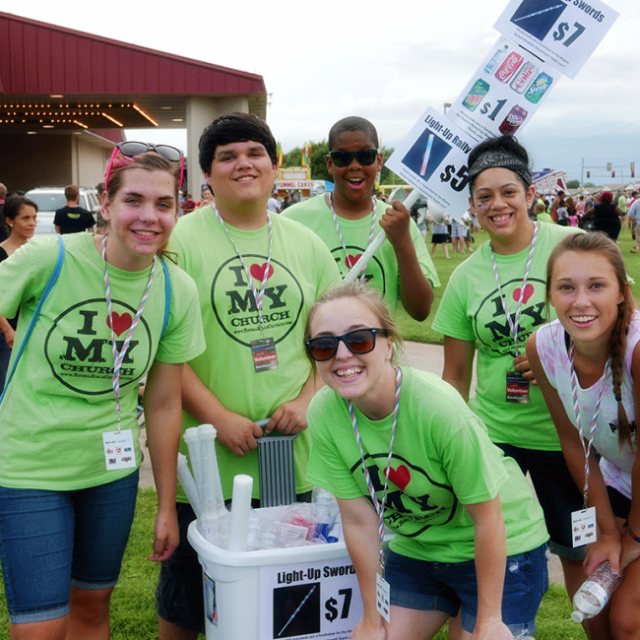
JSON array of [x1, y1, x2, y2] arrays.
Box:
[[432, 222, 582, 449], [618, 195, 628, 213], [171, 207, 342, 502], [306, 368, 548, 562], [536, 212, 553, 224], [282, 195, 440, 312], [0, 234, 205, 490]]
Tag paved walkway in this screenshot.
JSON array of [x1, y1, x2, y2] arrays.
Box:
[[138, 341, 565, 585]]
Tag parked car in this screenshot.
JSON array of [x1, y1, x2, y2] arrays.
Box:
[[25, 187, 100, 236]]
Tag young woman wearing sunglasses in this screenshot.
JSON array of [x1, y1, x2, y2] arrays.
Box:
[[304, 283, 548, 640], [0, 146, 204, 640]]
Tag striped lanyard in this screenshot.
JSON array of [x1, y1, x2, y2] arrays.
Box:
[[349, 366, 402, 577], [568, 339, 610, 508], [214, 206, 273, 336], [101, 234, 156, 430], [329, 193, 377, 282], [490, 222, 539, 356]]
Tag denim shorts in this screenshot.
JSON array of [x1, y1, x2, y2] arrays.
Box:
[[386, 544, 548, 636], [0, 470, 139, 624], [496, 443, 586, 560]]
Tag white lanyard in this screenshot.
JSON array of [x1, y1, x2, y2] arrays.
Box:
[[568, 339, 610, 507], [214, 206, 273, 335], [349, 366, 402, 577], [490, 222, 539, 356], [329, 193, 377, 282], [101, 234, 156, 429]]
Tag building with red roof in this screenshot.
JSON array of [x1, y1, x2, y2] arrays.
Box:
[[0, 11, 267, 193]]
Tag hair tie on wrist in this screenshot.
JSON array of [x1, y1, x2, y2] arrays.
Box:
[[627, 526, 640, 544]]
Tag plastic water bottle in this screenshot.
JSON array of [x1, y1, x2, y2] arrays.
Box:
[[314, 493, 338, 543], [571, 561, 622, 623]]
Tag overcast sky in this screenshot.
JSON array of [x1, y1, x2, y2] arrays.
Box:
[[10, 0, 639, 185]]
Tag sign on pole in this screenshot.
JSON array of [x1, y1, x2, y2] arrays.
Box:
[[386, 0, 619, 217], [494, 0, 619, 79]]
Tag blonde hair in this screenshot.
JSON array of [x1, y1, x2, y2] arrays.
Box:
[[305, 283, 402, 363], [547, 233, 637, 448]]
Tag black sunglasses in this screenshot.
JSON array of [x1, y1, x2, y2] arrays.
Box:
[[116, 141, 183, 162], [106, 142, 185, 190], [328, 148, 379, 168], [305, 328, 388, 362]]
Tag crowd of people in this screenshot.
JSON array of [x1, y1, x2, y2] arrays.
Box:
[[0, 116, 638, 640], [531, 188, 639, 245]]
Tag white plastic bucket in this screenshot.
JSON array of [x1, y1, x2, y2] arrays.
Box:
[[188, 519, 364, 640]]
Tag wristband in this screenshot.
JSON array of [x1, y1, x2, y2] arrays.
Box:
[[627, 526, 640, 544]]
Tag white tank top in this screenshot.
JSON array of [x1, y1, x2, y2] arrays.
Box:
[[536, 314, 640, 498]]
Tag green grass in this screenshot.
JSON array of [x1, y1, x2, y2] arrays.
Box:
[[397, 230, 484, 343], [397, 229, 640, 344]]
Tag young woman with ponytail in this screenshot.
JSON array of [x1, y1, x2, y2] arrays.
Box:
[[527, 232, 640, 639]]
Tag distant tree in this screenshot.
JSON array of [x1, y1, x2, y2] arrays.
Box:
[[380, 146, 406, 185], [566, 179, 581, 189], [283, 141, 406, 185], [283, 142, 331, 181], [309, 141, 331, 181], [283, 148, 302, 167], [584, 182, 596, 188]]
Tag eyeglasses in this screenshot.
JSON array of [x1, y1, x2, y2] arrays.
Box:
[[104, 141, 185, 191], [305, 328, 387, 361], [328, 149, 379, 168]]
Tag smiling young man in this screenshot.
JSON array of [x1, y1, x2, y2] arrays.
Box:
[[156, 112, 341, 640], [282, 116, 438, 321]]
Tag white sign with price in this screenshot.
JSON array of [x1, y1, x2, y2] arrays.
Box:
[[260, 556, 363, 639], [386, 107, 475, 217], [494, 0, 619, 79], [447, 35, 558, 144]]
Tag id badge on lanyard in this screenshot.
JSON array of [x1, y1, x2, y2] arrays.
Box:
[[101, 234, 153, 471], [214, 207, 277, 372], [490, 223, 539, 404], [251, 337, 279, 371]]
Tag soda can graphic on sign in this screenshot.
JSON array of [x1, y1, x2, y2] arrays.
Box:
[[499, 105, 528, 135], [510, 61, 538, 94], [484, 45, 508, 74], [525, 72, 553, 104], [495, 51, 523, 83], [462, 79, 490, 111]]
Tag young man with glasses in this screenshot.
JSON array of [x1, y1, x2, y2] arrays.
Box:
[[156, 112, 341, 640], [283, 116, 439, 321]]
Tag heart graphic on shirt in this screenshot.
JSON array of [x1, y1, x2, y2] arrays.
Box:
[[345, 254, 363, 268], [106, 312, 133, 337], [513, 283, 534, 305], [250, 263, 274, 281], [385, 465, 411, 491]]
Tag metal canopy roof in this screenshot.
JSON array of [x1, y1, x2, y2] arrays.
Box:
[[0, 11, 267, 134]]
